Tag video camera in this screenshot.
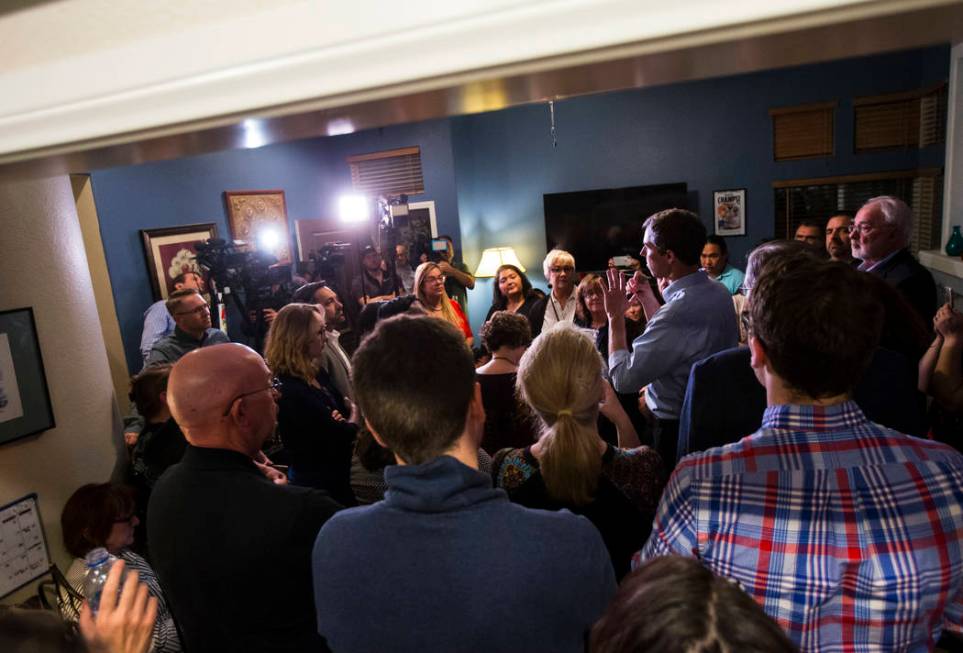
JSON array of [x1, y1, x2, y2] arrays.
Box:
[[194, 238, 294, 340]]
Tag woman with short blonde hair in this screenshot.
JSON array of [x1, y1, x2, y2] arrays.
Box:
[[414, 261, 473, 345], [529, 249, 577, 337], [491, 325, 665, 579], [264, 303, 358, 504]]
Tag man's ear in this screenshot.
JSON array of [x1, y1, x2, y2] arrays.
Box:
[[748, 335, 767, 371], [364, 418, 389, 449]]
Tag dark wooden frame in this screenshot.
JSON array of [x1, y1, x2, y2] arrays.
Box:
[[140, 223, 218, 301], [0, 308, 55, 447]]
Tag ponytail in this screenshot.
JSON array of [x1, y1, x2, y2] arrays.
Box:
[[516, 324, 605, 506], [538, 410, 601, 505]]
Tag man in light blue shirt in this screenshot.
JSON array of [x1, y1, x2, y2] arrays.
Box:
[[701, 235, 744, 295], [604, 209, 738, 467], [139, 270, 205, 367]]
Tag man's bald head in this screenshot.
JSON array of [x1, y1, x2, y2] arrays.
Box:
[[168, 343, 276, 453]]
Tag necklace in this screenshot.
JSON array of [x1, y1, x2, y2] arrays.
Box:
[[491, 355, 518, 366]]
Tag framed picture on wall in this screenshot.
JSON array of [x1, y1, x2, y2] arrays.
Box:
[[0, 308, 55, 447], [400, 201, 438, 262], [224, 190, 292, 265], [713, 188, 747, 237], [141, 223, 219, 301]]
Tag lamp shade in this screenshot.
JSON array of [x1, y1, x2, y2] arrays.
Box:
[[474, 247, 526, 278]]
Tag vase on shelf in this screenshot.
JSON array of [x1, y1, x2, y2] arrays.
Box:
[[946, 226, 963, 257]]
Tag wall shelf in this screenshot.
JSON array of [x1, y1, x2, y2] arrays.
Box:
[[920, 250, 963, 280]]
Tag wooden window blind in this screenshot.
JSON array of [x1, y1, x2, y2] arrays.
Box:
[[347, 146, 424, 197], [854, 84, 947, 151], [773, 168, 943, 254], [770, 102, 835, 161]]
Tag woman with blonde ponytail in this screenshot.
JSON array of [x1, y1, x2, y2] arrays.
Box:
[[491, 324, 665, 579]]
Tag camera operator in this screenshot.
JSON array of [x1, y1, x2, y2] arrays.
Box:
[[351, 245, 404, 307], [435, 235, 475, 318]]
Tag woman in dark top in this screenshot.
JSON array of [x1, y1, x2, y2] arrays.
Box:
[[475, 311, 537, 454], [265, 303, 358, 505], [483, 264, 539, 323], [491, 325, 665, 579], [128, 364, 187, 492]]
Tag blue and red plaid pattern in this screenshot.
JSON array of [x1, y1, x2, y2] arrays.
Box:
[[639, 401, 963, 652]]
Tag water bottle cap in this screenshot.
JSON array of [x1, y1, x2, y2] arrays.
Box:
[[84, 547, 110, 567]]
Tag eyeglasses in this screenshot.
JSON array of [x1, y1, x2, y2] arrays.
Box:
[[848, 223, 888, 236], [549, 266, 574, 274], [222, 377, 281, 417], [175, 303, 210, 316], [425, 274, 446, 285]]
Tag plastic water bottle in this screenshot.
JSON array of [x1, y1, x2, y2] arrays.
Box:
[[83, 547, 120, 614]]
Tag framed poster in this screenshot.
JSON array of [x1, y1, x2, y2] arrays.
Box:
[[0, 308, 55, 446], [140, 223, 218, 301], [224, 190, 292, 265], [713, 189, 747, 237]]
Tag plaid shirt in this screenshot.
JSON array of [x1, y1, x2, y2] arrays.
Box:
[[639, 401, 963, 652]]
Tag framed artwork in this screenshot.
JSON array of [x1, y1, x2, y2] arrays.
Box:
[[224, 190, 292, 265], [140, 223, 218, 301], [400, 200, 438, 261], [713, 189, 747, 237], [0, 308, 55, 447]]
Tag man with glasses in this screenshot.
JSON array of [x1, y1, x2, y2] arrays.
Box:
[[529, 249, 578, 336], [852, 195, 937, 324], [139, 270, 205, 367], [604, 209, 738, 467], [148, 343, 341, 653], [145, 288, 230, 367]]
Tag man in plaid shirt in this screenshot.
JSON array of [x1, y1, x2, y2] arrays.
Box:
[[639, 256, 963, 651]]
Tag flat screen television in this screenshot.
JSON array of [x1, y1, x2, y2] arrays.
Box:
[[543, 182, 688, 272]]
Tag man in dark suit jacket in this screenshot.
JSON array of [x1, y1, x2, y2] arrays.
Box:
[[852, 195, 937, 325], [148, 343, 341, 653], [677, 345, 928, 461]]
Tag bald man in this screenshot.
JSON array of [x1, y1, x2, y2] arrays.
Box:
[[147, 343, 341, 653]]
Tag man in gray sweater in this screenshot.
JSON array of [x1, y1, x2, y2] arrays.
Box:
[[312, 315, 616, 653]]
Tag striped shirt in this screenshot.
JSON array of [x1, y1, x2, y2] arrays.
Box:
[[639, 401, 963, 652]]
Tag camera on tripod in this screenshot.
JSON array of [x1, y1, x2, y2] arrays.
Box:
[[194, 239, 293, 344]]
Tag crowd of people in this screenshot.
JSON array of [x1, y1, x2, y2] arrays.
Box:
[[9, 195, 963, 653]]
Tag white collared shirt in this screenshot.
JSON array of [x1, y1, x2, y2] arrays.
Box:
[[541, 290, 577, 332]]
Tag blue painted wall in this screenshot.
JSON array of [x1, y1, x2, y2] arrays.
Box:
[[91, 45, 949, 369], [91, 119, 459, 373], [452, 46, 950, 332]]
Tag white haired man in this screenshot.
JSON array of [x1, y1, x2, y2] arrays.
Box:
[[852, 195, 937, 325]]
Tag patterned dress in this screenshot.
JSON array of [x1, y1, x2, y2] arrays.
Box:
[[493, 443, 664, 579]]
